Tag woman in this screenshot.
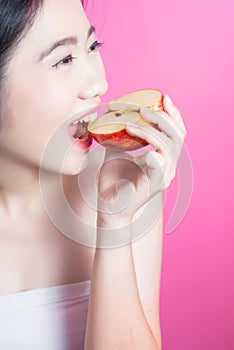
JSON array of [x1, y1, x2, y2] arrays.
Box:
[[0, 0, 186, 349]]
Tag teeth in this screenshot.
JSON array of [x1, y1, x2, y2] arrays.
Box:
[[72, 112, 98, 125], [83, 116, 90, 122], [89, 112, 98, 121]]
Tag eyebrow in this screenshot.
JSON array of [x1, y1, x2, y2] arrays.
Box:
[[39, 25, 96, 61]]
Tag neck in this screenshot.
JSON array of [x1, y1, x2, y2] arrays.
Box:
[[0, 154, 73, 219], [0, 157, 34, 211]]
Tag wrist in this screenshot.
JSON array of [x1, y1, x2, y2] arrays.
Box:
[[97, 214, 132, 229], [96, 219, 133, 249]]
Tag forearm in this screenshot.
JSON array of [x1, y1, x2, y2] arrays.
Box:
[[84, 225, 161, 350]]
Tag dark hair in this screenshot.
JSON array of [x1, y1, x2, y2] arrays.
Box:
[[0, 0, 44, 126], [0, 0, 86, 127]]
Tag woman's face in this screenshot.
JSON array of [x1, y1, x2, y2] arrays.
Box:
[[0, 0, 108, 175]]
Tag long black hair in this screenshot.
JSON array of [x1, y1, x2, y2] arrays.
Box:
[[0, 0, 44, 125]]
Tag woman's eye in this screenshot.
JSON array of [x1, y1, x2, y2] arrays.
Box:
[[88, 40, 104, 53], [52, 55, 77, 69], [52, 41, 104, 69]]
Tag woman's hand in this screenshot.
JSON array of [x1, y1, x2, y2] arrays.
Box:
[[97, 94, 187, 228]]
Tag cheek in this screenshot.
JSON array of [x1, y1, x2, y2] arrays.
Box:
[[7, 75, 77, 139], [2, 77, 76, 156]]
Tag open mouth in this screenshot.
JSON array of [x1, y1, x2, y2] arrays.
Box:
[[67, 111, 98, 143]]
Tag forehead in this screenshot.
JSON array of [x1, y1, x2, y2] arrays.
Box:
[[25, 0, 90, 45]]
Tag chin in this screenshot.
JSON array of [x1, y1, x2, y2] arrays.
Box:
[[60, 149, 90, 176]]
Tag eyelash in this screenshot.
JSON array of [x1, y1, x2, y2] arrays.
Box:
[[89, 40, 105, 52], [52, 41, 105, 69]]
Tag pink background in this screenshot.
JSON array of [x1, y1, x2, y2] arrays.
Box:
[[86, 0, 234, 349]]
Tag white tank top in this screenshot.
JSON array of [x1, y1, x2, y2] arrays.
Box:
[[0, 280, 91, 350]]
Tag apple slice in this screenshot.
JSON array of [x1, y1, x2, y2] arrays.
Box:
[[88, 89, 163, 151], [108, 89, 163, 112]]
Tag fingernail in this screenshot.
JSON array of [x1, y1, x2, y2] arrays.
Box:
[[126, 122, 139, 128], [164, 94, 173, 105], [140, 106, 151, 114]]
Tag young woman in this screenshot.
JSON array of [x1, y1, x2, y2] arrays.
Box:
[[0, 0, 186, 349]]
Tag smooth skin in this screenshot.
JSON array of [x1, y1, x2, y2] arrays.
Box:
[[0, 0, 186, 349]]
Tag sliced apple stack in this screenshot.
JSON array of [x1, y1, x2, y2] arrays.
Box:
[[88, 89, 163, 151]]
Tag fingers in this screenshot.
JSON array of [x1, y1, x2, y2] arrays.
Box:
[[140, 107, 185, 144], [125, 95, 186, 197], [126, 123, 175, 159], [163, 95, 187, 136], [134, 150, 175, 196], [139, 94, 187, 141], [126, 122, 179, 183]]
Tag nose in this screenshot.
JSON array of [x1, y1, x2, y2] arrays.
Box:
[[78, 79, 108, 100], [77, 60, 108, 100]]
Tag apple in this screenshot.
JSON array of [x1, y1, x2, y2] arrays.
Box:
[[88, 89, 163, 151]]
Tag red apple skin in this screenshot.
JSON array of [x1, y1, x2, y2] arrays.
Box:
[[90, 129, 148, 151]]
